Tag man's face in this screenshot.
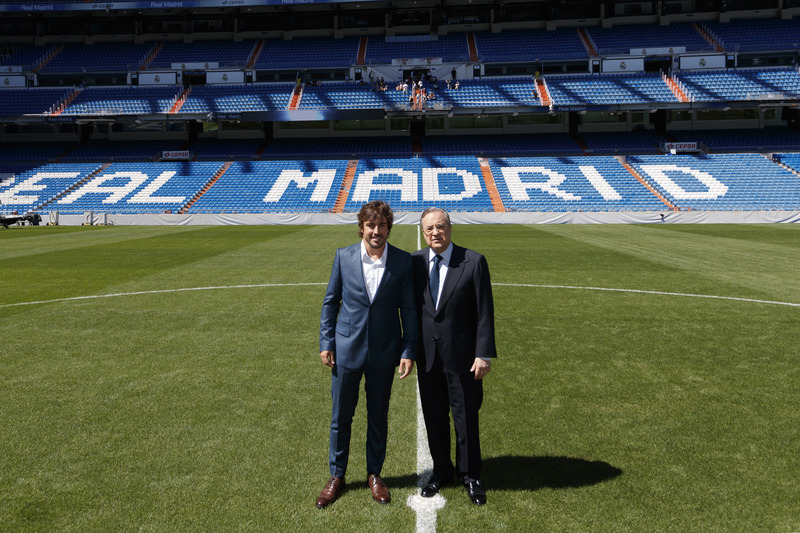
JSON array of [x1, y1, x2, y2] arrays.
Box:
[[421, 211, 451, 254], [361, 216, 389, 253]]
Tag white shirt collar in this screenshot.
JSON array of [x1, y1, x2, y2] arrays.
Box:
[[428, 243, 453, 265], [361, 240, 388, 265]]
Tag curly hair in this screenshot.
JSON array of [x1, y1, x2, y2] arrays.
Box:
[[357, 200, 394, 237]]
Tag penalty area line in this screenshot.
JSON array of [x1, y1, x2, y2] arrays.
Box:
[[0, 283, 327, 309], [495, 283, 800, 308]]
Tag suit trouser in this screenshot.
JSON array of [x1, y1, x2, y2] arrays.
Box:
[[329, 364, 395, 478], [418, 353, 484, 480]]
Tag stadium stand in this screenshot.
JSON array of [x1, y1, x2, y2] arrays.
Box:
[[545, 72, 679, 106], [179, 84, 295, 113], [702, 18, 800, 53], [676, 67, 800, 102], [585, 23, 712, 55], [472, 29, 587, 62], [627, 154, 800, 211], [187, 159, 349, 213], [60, 86, 183, 116], [488, 156, 667, 212]]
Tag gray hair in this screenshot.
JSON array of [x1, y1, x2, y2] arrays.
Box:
[[419, 207, 451, 226]]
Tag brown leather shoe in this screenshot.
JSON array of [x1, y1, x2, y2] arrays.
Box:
[[316, 477, 345, 509], [368, 473, 390, 504]]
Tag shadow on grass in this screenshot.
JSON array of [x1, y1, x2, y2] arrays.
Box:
[[482, 455, 622, 491], [381, 456, 621, 491]]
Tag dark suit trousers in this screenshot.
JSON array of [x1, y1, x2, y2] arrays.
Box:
[[329, 364, 395, 478], [418, 352, 483, 480]]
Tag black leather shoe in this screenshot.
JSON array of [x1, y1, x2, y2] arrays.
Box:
[[420, 476, 450, 497], [464, 479, 486, 505]]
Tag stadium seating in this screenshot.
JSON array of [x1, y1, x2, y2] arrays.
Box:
[[585, 23, 711, 55], [488, 156, 667, 212], [676, 68, 800, 102], [50, 161, 224, 214], [188, 159, 349, 213], [180, 84, 294, 113], [365, 34, 469, 63], [61, 86, 183, 115], [627, 154, 800, 211], [40, 43, 155, 73], [702, 18, 800, 53], [343, 156, 494, 212], [473, 29, 587, 62], [545, 73, 679, 106], [255, 37, 360, 69], [0, 88, 72, 116], [148, 41, 258, 70], [0, 163, 103, 214]]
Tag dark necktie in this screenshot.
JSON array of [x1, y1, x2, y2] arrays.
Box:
[[429, 254, 442, 307]]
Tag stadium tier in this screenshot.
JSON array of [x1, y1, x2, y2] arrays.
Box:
[[60, 86, 184, 116], [472, 29, 587, 62], [180, 84, 295, 113], [4, 154, 800, 215], [675, 68, 800, 102], [585, 23, 711, 55], [702, 18, 800, 53], [3, 69, 800, 115], [545, 72, 680, 106]]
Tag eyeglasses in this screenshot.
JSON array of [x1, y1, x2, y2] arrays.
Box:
[[422, 223, 449, 235]]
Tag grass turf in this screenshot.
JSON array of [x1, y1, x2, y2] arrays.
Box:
[[1, 223, 798, 532]]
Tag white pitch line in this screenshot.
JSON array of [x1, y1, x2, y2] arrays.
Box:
[[494, 283, 800, 308], [0, 283, 327, 309], [407, 383, 446, 533], [407, 223, 446, 533]]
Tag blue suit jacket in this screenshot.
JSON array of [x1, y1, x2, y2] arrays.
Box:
[[320, 242, 417, 370]]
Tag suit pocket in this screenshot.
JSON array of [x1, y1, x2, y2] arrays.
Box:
[[337, 324, 350, 337]]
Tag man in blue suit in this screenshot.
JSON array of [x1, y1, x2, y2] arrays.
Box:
[[316, 200, 417, 509]]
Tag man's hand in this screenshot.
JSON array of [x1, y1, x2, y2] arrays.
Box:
[[398, 358, 415, 379], [320, 350, 335, 368], [470, 358, 491, 380]]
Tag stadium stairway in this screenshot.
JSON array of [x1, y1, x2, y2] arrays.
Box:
[[536, 78, 551, 106], [179, 161, 230, 214], [332, 160, 358, 213], [169, 87, 191, 114], [618, 156, 677, 211], [357, 37, 367, 66], [33, 44, 64, 73], [478, 158, 506, 212], [289, 84, 302, 110], [664, 73, 690, 103], [50, 88, 82, 116], [139, 42, 164, 71], [577, 28, 597, 56], [36, 163, 108, 212], [693, 23, 725, 53], [247, 41, 264, 68], [467, 34, 479, 62]]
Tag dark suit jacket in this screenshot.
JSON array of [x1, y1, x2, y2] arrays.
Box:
[[320, 242, 417, 370], [412, 244, 497, 373]]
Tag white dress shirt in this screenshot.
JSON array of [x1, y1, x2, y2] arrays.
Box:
[[428, 243, 453, 310], [429, 243, 491, 362], [361, 241, 387, 302]]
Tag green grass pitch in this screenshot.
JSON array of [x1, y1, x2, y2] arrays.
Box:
[[1, 223, 798, 532]]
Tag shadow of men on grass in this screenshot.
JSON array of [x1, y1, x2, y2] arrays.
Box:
[[482, 455, 623, 491]]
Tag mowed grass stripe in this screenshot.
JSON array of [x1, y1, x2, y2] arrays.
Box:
[[1, 224, 798, 532]]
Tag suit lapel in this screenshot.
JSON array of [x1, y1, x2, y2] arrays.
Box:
[[347, 243, 370, 304], [373, 243, 394, 301], [436, 244, 467, 314]]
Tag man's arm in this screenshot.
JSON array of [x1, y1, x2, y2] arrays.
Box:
[[319, 249, 343, 366]]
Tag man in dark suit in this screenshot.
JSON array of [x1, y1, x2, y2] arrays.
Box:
[[316, 201, 417, 509], [412, 207, 497, 506]]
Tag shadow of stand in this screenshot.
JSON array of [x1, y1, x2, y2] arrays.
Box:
[[482, 455, 623, 491]]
